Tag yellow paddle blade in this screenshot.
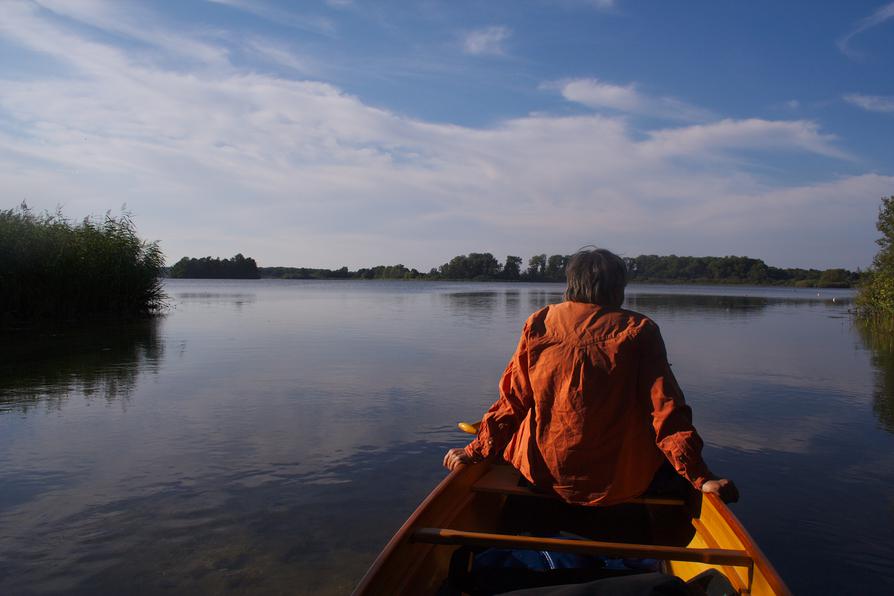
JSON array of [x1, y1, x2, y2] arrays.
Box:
[[457, 421, 481, 435]]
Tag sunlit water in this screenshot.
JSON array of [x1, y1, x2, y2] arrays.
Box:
[[1, 280, 892, 595]]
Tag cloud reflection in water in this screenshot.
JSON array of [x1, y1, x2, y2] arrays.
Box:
[[0, 280, 890, 595]]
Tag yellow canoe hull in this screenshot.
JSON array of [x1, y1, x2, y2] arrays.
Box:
[[354, 462, 790, 596]]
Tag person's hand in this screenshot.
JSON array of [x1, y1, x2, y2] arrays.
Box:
[[443, 448, 475, 471], [701, 478, 739, 503]]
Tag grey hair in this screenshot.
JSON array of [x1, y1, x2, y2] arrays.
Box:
[[563, 247, 628, 307]]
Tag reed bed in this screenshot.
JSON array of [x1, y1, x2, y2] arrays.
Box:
[[0, 205, 166, 324]]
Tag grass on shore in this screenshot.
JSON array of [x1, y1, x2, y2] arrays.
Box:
[[1, 204, 166, 325]]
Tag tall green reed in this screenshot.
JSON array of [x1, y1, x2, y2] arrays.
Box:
[[0, 204, 166, 324]]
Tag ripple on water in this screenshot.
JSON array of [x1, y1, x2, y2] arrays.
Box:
[[1, 281, 891, 595]]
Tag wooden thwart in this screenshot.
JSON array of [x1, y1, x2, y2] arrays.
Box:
[[471, 465, 686, 506], [412, 528, 754, 568]]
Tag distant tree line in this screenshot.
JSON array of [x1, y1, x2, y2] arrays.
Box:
[[170, 254, 259, 279], [624, 255, 858, 288], [425, 252, 860, 287], [261, 264, 424, 280], [169, 251, 861, 287], [253, 252, 860, 287]]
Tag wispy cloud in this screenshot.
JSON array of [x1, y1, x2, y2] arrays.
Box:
[[33, 0, 229, 65], [244, 39, 314, 74], [462, 26, 511, 56], [559, 78, 640, 111], [642, 118, 850, 161], [0, 1, 885, 270], [844, 93, 894, 113], [553, 0, 617, 9], [554, 78, 713, 121], [206, 0, 335, 35], [837, 1, 894, 58]]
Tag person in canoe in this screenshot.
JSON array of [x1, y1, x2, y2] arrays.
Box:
[[443, 247, 738, 506]]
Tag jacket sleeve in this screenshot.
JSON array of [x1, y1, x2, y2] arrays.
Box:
[[639, 321, 712, 489], [464, 319, 535, 462]]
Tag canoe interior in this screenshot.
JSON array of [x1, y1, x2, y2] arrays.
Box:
[[353, 463, 790, 596]]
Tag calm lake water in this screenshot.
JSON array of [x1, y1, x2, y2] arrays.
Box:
[[2, 280, 892, 595]]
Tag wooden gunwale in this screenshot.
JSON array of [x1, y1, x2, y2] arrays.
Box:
[[470, 464, 686, 506], [690, 518, 749, 593], [412, 527, 753, 567], [702, 493, 791, 596]]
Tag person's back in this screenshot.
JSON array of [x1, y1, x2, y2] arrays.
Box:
[[444, 248, 737, 505]]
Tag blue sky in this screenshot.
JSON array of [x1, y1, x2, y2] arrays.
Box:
[[1, 0, 892, 269]]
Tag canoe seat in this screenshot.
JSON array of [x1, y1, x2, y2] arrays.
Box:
[[411, 527, 753, 568], [471, 464, 686, 506]]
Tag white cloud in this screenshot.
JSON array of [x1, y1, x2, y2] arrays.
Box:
[[553, 0, 617, 9], [844, 93, 894, 113], [206, 0, 335, 35], [244, 39, 314, 74], [560, 79, 641, 111], [462, 26, 511, 56], [556, 78, 713, 121], [642, 118, 850, 161], [0, 1, 886, 271], [837, 2, 894, 58], [32, 0, 229, 65]]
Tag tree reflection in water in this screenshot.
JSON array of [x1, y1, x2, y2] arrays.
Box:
[[0, 319, 164, 412], [855, 317, 894, 433]]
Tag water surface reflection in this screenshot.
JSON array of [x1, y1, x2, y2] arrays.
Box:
[[855, 318, 894, 434], [0, 320, 163, 412], [0, 280, 890, 595], [1, 436, 451, 595]]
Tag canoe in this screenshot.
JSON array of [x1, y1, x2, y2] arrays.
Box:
[[353, 461, 790, 595]]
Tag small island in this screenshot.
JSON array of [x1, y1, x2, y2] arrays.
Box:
[[169, 254, 260, 279]]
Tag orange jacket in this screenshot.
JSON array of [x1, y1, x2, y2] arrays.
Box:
[[464, 301, 711, 506]]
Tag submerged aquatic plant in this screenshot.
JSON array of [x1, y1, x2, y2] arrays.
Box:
[[0, 204, 166, 324]]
